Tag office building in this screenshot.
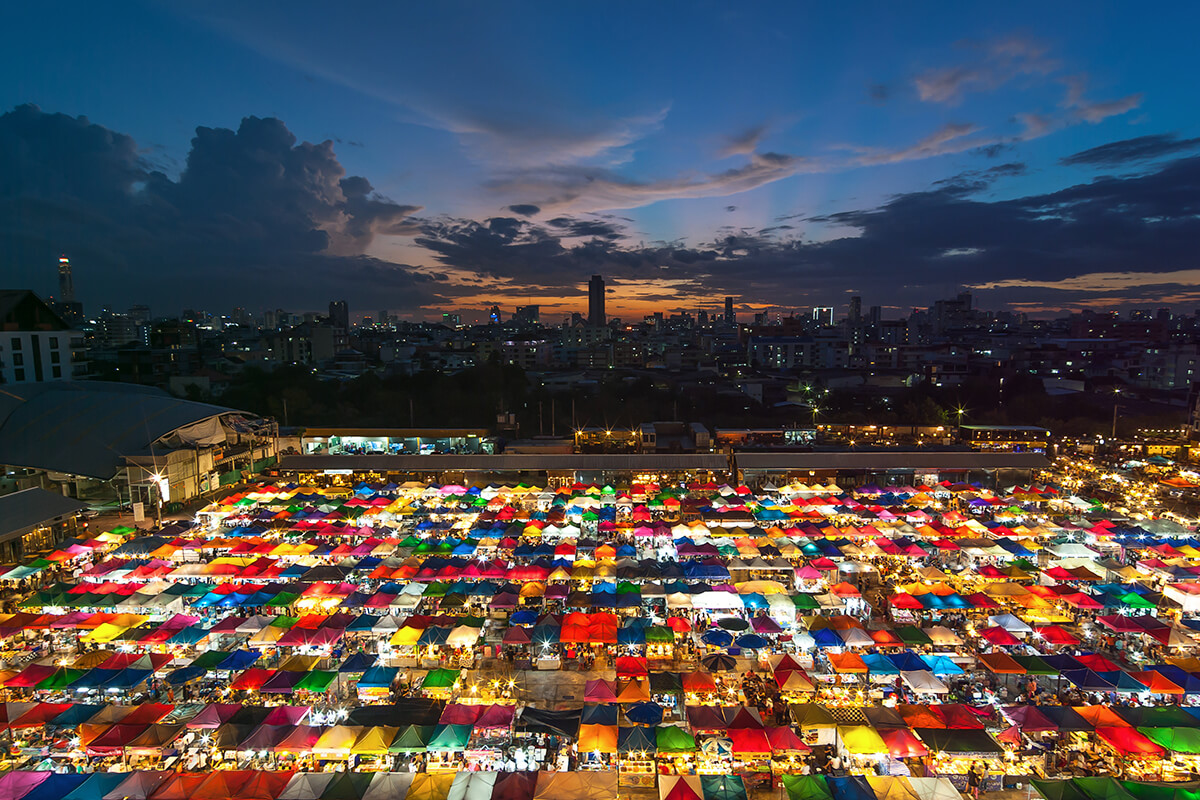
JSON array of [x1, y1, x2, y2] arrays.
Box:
[[588, 275, 606, 327], [724, 297, 735, 326], [328, 300, 349, 331]]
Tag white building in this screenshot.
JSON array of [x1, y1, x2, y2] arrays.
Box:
[[0, 291, 87, 384]]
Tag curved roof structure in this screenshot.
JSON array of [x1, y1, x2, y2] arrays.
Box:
[[0, 381, 242, 479]]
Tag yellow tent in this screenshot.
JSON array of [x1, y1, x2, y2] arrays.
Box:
[[838, 725, 886, 755], [389, 627, 423, 647], [81, 622, 129, 643], [313, 724, 363, 755], [351, 725, 399, 755]]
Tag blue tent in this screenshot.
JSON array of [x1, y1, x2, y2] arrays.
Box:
[[702, 630, 734, 647], [165, 665, 206, 686], [626, 701, 665, 725], [61, 774, 129, 800], [358, 665, 399, 689], [50, 704, 104, 727], [24, 775, 88, 800], [861, 654, 900, 674], [812, 628, 843, 648], [828, 776, 876, 800], [735, 634, 770, 650], [217, 650, 260, 671], [339, 652, 378, 673], [581, 704, 618, 725]]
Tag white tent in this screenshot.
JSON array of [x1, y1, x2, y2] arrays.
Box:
[[533, 771, 618, 800], [907, 778, 964, 800], [446, 772, 497, 800], [923, 626, 963, 646], [988, 613, 1033, 633], [278, 773, 336, 800], [901, 670, 948, 694]]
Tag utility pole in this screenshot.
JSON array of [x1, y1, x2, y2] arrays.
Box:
[[409, 397, 415, 427], [539, 402, 544, 436], [1112, 403, 1121, 439], [551, 398, 556, 436]]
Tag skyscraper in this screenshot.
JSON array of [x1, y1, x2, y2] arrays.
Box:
[[328, 300, 349, 331], [849, 295, 862, 323], [588, 275, 606, 326], [724, 297, 734, 326], [57, 256, 74, 302]]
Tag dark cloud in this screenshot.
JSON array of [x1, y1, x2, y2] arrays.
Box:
[[416, 154, 1200, 312], [1061, 133, 1200, 167], [0, 105, 436, 312], [506, 204, 541, 216], [973, 143, 1013, 159]]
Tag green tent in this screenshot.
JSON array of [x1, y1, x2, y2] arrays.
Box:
[[792, 594, 820, 610], [783, 776, 833, 800], [894, 626, 933, 646], [389, 724, 434, 753], [191, 650, 233, 670], [701, 775, 748, 800], [1139, 727, 1200, 755], [427, 723, 472, 751], [1120, 781, 1200, 800], [1073, 778, 1141, 800], [270, 615, 300, 628], [1032, 781, 1091, 800], [295, 670, 337, 693], [320, 772, 374, 800], [421, 668, 461, 689], [645, 626, 675, 643], [35, 667, 84, 691], [1011, 655, 1059, 675], [655, 725, 697, 753], [1120, 592, 1156, 610]]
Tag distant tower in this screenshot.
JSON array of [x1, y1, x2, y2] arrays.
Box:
[[57, 256, 75, 303], [849, 295, 862, 323], [588, 275, 606, 326], [328, 300, 349, 330], [724, 297, 735, 326]]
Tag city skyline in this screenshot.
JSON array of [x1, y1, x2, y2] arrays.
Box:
[[2, 2, 1200, 320]]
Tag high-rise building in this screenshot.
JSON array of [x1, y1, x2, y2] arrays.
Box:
[[378, 309, 388, 325], [57, 256, 74, 303], [328, 300, 349, 331], [488, 305, 502, 324], [849, 296, 862, 323], [724, 297, 735, 326], [588, 275, 606, 326], [869, 305, 882, 325], [516, 305, 540, 324], [442, 312, 461, 328], [812, 306, 834, 325]]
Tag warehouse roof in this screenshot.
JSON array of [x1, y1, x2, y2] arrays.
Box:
[[735, 451, 1049, 471], [0, 382, 240, 479], [0, 488, 89, 542], [278, 453, 731, 473]]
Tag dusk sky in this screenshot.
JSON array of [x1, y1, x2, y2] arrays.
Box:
[[3, 1, 1200, 321]]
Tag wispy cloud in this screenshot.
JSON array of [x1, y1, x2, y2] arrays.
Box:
[[718, 125, 768, 158], [1061, 133, 1200, 167], [914, 36, 1057, 104], [1060, 75, 1143, 123]]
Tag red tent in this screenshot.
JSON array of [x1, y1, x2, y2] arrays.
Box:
[[1096, 726, 1165, 757]]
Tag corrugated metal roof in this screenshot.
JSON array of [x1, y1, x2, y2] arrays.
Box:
[[0, 382, 239, 479], [0, 487, 89, 541], [735, 451, 1049, 470], [278, 453, 730, 472]]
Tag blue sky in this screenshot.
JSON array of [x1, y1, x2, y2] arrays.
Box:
[[2, 1, 1199, 320]]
